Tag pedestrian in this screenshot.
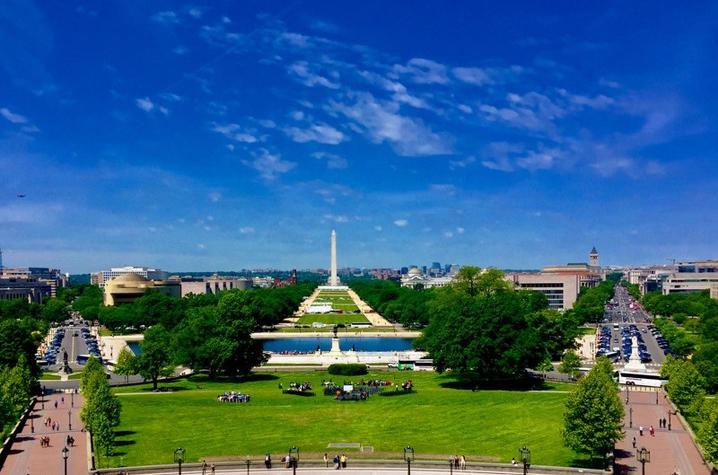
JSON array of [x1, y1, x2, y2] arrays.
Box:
[[511, 457, 517, 465], [460, 455, 466, 470], [324, 453, 329, 467], [664, 417, 668, 428], [265, 453, 272, 469], [54, 400, 58, 409], [639, 425, 644, 436], [61, 396, 64, 405], [202, 460, 208, 475], [333, 454, 340, 469], [210, 464, 215, 474], [632, 436, 636, 448], [650, 425, 655, 437], [454, 454, 460, 468], [341, 453, 347, 469]]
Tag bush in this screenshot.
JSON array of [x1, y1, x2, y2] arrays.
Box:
[[327, 364, 368, 376]]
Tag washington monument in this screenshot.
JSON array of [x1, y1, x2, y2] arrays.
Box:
[[328, 230, 339, 286]]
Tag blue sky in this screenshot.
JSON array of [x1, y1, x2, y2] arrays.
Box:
[[1, 1, 717, 273]]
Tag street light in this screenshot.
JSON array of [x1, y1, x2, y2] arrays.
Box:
[[245, 455, 251, 475], [403, 446, 415, 475], [68, 409, 72, 431], [629, 406, 633, 428], [71, 390, 74, 408], [62, 446, 70, 475], [636, 447, 650, 475], [668, 410, 678, 431], [519, 446, 531, 475], [288, 446, 299, 475], [41, 388, 45, 410], [625, 386, 630, 404], [174, 447, 185, 475]]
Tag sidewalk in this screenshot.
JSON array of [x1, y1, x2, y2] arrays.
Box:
[[0, 393, 88, 475], [614, 389, 709, 474]]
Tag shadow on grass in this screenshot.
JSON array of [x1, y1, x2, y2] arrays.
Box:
[[379, 390, 416, 397], [439, 377, 552, 391], [568, 456, 606, 470], [282, 390, 315, 397], [115, 430, 136, 437]]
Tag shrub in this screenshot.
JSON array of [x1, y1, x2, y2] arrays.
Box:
[[327, 363, 368, 376]]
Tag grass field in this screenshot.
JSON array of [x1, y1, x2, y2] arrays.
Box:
[[40, 372, 61, 380], [104, 372, 588, 469], [314, 290, 360, 312], [296, 314, 370, 325]]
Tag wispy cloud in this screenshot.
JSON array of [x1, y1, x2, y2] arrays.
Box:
[[393, 219, 408, 227], [1, 107, 28, 124], [239, 226, 255, 234], [136, 97, 168, 115], [392, 58, 449, 85], [328, 92, 452, 156], [313, 152, 348, 169], [242, 150, 296, 181], [288, 61, 340, 89], [284, 123, 345, 144], [211, 123, 258, 143], [152, 11, 180, 24]]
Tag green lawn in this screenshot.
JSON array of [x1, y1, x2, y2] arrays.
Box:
[[314, 291, 360, 312], [297, 314, 369, 325], [104, 372, 588, 469], [40, 372, 61, 380]]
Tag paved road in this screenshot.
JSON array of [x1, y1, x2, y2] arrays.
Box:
[[0, 393, 87, 475], [93, 468, 589, 475], [615, 390, 709, 475]]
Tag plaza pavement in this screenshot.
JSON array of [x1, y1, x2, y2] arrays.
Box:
[[614, 388, 710, 475], [0, 393, 87, 475]]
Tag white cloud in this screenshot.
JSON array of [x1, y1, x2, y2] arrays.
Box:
[[285, 123, 345, 145], [393, 219, 408, 227], [197, 243, 206, 249], [208, 192, 222, 202], [313, 152, 348, 169], [290, 110, 305, 121], [136, 97, 155, 113], [160, 92, 182, 102], [152, 11, 180, 24], [452, 67, 492, 86], [449, 156, 476, 170], [258, 119, 276, 128], [242, 150, 296, 181], [456, 227, 465, 234], [288, 61, 340, 89], [187, 7, 203, 19], [323, 214, 349, 223], [393, 58, 449, 85], [211, 122, 258, 143], [1, 108, 28, 124], [328, 93, 452, 156], [173, 46, 187, 55], [239, 226, 255, 234], [374, 225, 383, 232], [443, 231, 454, 238]]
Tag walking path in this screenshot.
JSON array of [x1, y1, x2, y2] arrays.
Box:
[[614, 389, 710, 475], [0, 393, 88, 475]]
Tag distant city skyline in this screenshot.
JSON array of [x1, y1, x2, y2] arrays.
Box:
[[1, 1, 717, 273]]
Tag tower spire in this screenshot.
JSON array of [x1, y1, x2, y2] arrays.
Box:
[[329, 230, 339, 286]]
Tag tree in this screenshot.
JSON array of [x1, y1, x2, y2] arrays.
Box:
[[666, 360, 706, 414], [41, 298, 69, 322], [563, 358, 623, 464], [80, 357, 105, 394], [93, 412, 116, 457], [135, 325, 173, 390], [699, 400, 718, 463], [0, 354, 34, 415], [559, 351, 581, 379], [114, 348, 137, 383], [421, 271, 549, 381]]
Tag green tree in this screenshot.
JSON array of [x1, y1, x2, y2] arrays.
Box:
[[699, 400, 718, 463], [559, 351, 582, 379], [0, 354, 34, 415], [80, 357, 105, 394], [93, 412, 116, 457], [666, 360, 706, 414], [421, 271, 549, 381], [41, 298, 69, 322], [114, 347, 137, 383], [135, 325, 173, 390], [563, 358, 623, 464]]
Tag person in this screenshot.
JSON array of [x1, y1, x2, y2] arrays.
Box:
[[460, 455, 466, 470], [639, 425, 644, 436], [511, 457, 517, 465], [341, 453, 347, 469], [632, 436, 636, 448], [202, 460, 208, 475], [210, 464, 215, 474], [333, 454, 340, 469], [265, 453, 272, 469], [324, 453, 329, 467], [650, 425, 655, 437]]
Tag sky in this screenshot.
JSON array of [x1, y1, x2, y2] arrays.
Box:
[[1, 1, 717, 273]]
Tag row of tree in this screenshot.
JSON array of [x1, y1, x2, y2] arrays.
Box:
[[80, 358, 121, 456], [0, 354, 36, 439], [350, 280, 434, 327]]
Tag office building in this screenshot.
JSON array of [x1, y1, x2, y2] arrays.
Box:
[[0, 267, 66, 299], [179, 275, 253, 297], [92, 266, 169, 288], [662, 260, 718, 297], [505, 272, 581, 310], [401, 267, 455, 289]]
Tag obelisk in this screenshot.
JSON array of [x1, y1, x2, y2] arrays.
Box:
[[329, 230, 339, 286]]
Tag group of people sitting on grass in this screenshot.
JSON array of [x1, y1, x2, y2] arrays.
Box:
[[286, 381, 312, 392], [399, 379, 413, 391], [216, 391, 250, 403]]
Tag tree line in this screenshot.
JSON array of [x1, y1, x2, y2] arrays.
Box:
[[80, 357, 121, 457]]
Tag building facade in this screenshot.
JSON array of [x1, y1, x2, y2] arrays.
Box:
[[400, 267, 455, 289], [179, 275, 253, 297], [505, 272, 581, 310], [662, 260, 718, 297], [92, 266, 169, 288], [103, 273, 181, 306], [0, 267, 66, 301]]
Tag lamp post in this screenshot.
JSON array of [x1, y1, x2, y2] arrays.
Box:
[[289, 446, 299, 475], [62, 446, 69, 475], [41, 388, 45, 410], [71, 390, 74, 408], [636, 447, 650, 475], [449, 456, 453, 475], [668, 410, 678, 431], [30, 413, 34, 433], [174, 447, 185, 475], [656, 391, 659, 405], [625, 386, 630, 404], [629, 406, 633, 428], [403, 446, 415, 475], [68, 409, 72, 431], [519, 446, 531, 475], [245, 455, 251, 475]]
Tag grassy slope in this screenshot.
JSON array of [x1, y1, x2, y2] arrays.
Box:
[[296, 314, 370, 325], [105, 372, 586, 468]]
